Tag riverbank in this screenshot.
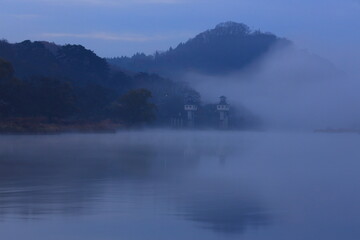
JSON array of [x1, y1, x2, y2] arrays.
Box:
[[0, 118, 122, 134]]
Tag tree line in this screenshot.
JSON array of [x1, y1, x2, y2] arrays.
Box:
[[0, 58, 156, 126], [0, 39, 261, 130]]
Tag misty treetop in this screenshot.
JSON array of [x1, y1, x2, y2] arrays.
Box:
[[0, 40, 109, 86]]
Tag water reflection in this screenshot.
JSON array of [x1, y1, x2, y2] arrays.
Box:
[[173, 179, 269, 234], [0, 132, 268, 237]]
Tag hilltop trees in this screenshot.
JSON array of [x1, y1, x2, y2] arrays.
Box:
[[0, 40, 109, 85], [108, 22, 291, 78]]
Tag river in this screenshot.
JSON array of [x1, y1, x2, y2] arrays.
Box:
[[0, 130, 359, 239]]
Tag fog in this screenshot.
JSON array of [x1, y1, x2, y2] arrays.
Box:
[[0, 132, 269, 239], [185, 45, 360, 130], [1, 131, 360, 239]]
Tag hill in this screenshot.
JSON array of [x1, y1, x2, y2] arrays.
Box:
[[108, 22, 291, 77]]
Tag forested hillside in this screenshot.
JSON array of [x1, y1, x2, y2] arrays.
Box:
[[0, 40, 200, 130], [108, 22, 291, 77]]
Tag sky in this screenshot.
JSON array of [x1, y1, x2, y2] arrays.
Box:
[[1, 0, 360, 73]]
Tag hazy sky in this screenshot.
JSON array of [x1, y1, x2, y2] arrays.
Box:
[[1, 0, 360, 72]]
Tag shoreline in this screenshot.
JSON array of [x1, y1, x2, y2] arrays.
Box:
[[0, 120, 122, 134]]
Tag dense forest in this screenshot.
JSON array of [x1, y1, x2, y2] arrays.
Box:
[[0, 40, 204, 131]]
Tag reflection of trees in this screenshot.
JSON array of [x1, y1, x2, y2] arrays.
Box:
[[0, 133, 268, 236], [0, 137, 159, 218], [173, 180, 269, 234]]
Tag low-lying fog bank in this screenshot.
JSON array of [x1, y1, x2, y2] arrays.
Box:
[[185, 46, 360, 131]]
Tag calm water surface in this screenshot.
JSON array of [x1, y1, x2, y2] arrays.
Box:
[[0, 130, 359, 240]]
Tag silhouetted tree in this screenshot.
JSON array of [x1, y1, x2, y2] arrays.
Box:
[[30, 77, 76, 122], [0, 60, 29, 118], [111, 89, 156, 126], [0, 58, 14, 82], [75, 84, 116, 120]]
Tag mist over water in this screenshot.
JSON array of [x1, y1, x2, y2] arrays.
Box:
[[0, 131, 360, 240], [186, 45, 360, 130]]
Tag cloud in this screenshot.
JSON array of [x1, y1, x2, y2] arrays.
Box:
[[41, 32, 191, 42]]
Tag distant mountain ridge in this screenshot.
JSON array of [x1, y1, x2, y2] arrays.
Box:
[[108, 21, 291, 77]]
